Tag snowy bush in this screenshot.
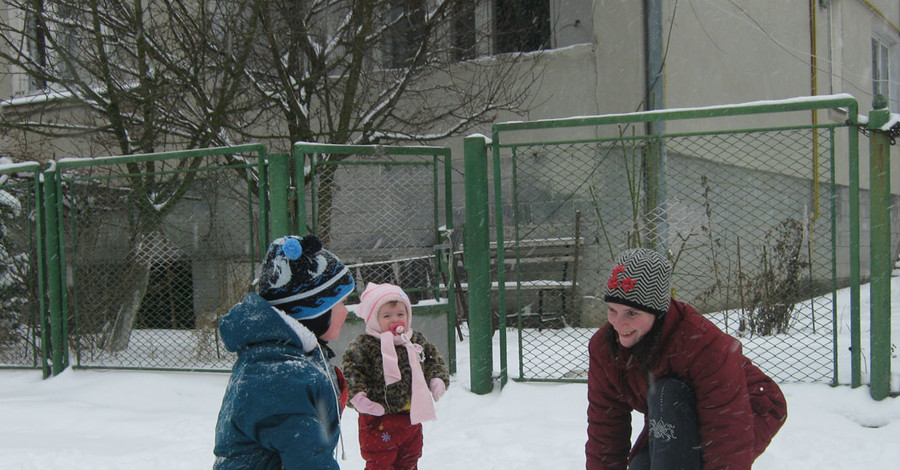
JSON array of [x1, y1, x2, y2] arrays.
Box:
[[0, 181, 37, 352], [743, 218, 809, 336]]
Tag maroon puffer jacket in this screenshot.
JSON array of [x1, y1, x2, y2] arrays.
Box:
[[586, 300, 787, 470]]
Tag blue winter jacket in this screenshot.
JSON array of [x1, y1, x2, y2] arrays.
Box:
[[213, 293, 342, 470]]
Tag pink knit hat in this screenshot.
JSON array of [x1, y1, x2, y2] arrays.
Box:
[[355, 282, 413, 333]]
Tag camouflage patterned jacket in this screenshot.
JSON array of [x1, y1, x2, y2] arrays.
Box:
[[342, 332, 450, 414]]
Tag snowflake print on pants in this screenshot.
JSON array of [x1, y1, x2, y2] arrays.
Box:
[[649, 418, 676, 442], [381, 431, 391, 443]]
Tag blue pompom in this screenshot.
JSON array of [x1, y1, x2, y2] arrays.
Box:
[[281, 237, 303, 260]]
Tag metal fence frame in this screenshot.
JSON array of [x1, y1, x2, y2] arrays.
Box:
[[463, 94, 884, 390], [291, 142, 458, 372], [4, 141, 460, 377], [0, 162, 50, 376], [47, 144, 269, 373]]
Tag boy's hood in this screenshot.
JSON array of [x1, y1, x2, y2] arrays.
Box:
[[219, 292, 319, 353]]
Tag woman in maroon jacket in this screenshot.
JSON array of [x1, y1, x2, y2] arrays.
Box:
[[586, 248, 787, 470]]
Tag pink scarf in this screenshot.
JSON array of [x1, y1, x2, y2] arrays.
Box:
[[357, 283, 435, 424]]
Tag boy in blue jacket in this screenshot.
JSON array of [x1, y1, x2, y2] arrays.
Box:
[[213, 235, 354, 469]]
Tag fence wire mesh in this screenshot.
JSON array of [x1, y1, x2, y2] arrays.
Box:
[[309, 156, 446, 305], [498, 127, 836, 384], [60, 150, 264, 371], [0, 164, 45, 369]]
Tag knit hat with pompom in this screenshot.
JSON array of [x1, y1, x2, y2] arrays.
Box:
[[257, 235, 354, 337]]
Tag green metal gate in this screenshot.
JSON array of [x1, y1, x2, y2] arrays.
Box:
[[474, 96, 862, 385], [291, 142, 457, 371], [0, 162, 49, 375], [50, 145, 269, 372]]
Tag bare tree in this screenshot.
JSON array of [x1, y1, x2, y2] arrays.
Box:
[[0, 0, 540, 348], [0, 0, 264, 350], [240, 0, 536, 145], [236, 0, 539, 238]]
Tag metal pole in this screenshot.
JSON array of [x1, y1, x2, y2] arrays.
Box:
[[491, 129, 509, 388], [43, 166, 65, 375], [442, 150, 457, 375], [268, 153, 290, 239], [293, 150, 308, 236], [645, 0, 669, 250], [464, 135, 493, 394], [867, 96, 891, 400], [34, 168, 51, 378], [848, 114, 861, 388], [256, 146, 270, 260]]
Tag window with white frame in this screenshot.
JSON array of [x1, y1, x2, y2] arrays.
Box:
[[7, 5, 46, 96], [871, 32, 899, 112], [7, 1, 96, 97], [431, 0, 590, 62]]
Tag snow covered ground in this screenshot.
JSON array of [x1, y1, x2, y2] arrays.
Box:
[[1, 278, 898, 469]]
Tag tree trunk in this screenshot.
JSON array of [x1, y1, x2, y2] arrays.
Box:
[[104, 262, 151, 352]]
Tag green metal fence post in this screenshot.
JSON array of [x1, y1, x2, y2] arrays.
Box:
[[42, 166, 66, 375], [268, 153, 290, 239], [829, 129, 840, 387], [867, 96, 892, 401], [490, 129, 508, 388], [292, 149, 308, 236], [848, 107, 862, 388], [34, 168, 51, 378], [464, 134, 493, 394], [257, 146, 270, 260], [440, 150, 457, 375]]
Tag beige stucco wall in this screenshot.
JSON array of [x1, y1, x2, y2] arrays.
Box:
[[444, 0, 899, 193], [2, 0, 897, 193], [824, 0, 900, 191]]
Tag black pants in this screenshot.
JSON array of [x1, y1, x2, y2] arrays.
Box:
[[629, 378, 702, 470]]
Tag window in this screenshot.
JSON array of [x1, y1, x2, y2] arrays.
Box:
[[494, 0, 550, 54], [871, 33, 899, 111], [872, 37, 890, 101], [18, 6, 47, 94], [6, 0, 102, 95], [452, 0, 476, 61], [385, 0, 426, 68]]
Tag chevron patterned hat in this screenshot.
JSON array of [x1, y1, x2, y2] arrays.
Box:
[[604, 248, 672, 317]]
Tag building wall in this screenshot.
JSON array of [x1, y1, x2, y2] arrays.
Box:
[[3, 0, 899, 276], [491, 0, 900, 192]]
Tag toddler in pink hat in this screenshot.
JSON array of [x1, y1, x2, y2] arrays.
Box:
[[342, 282, 449, 469]]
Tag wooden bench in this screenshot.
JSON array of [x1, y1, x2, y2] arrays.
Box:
[[453, 235, 582, 329], [342, 233, 583, 331], [344, 252, 442, 304], [492, 236, 581, 328]]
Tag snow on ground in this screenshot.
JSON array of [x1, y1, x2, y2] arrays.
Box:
[[1, 278, 899, 469]]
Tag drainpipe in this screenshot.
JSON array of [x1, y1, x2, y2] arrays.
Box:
[[645, 0, 668, 252], [810, 1, 821, 223]]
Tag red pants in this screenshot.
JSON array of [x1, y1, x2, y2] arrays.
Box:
[[358, 413, 423, 470]]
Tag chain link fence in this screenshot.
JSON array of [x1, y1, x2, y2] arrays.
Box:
[[0, 162, 47, 371], [305, 150, 452, 304], [296, 144, 456, 367], [493, 119, 842, 384], [5, 143, 455, 375], [56, 146, 267, 371]]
